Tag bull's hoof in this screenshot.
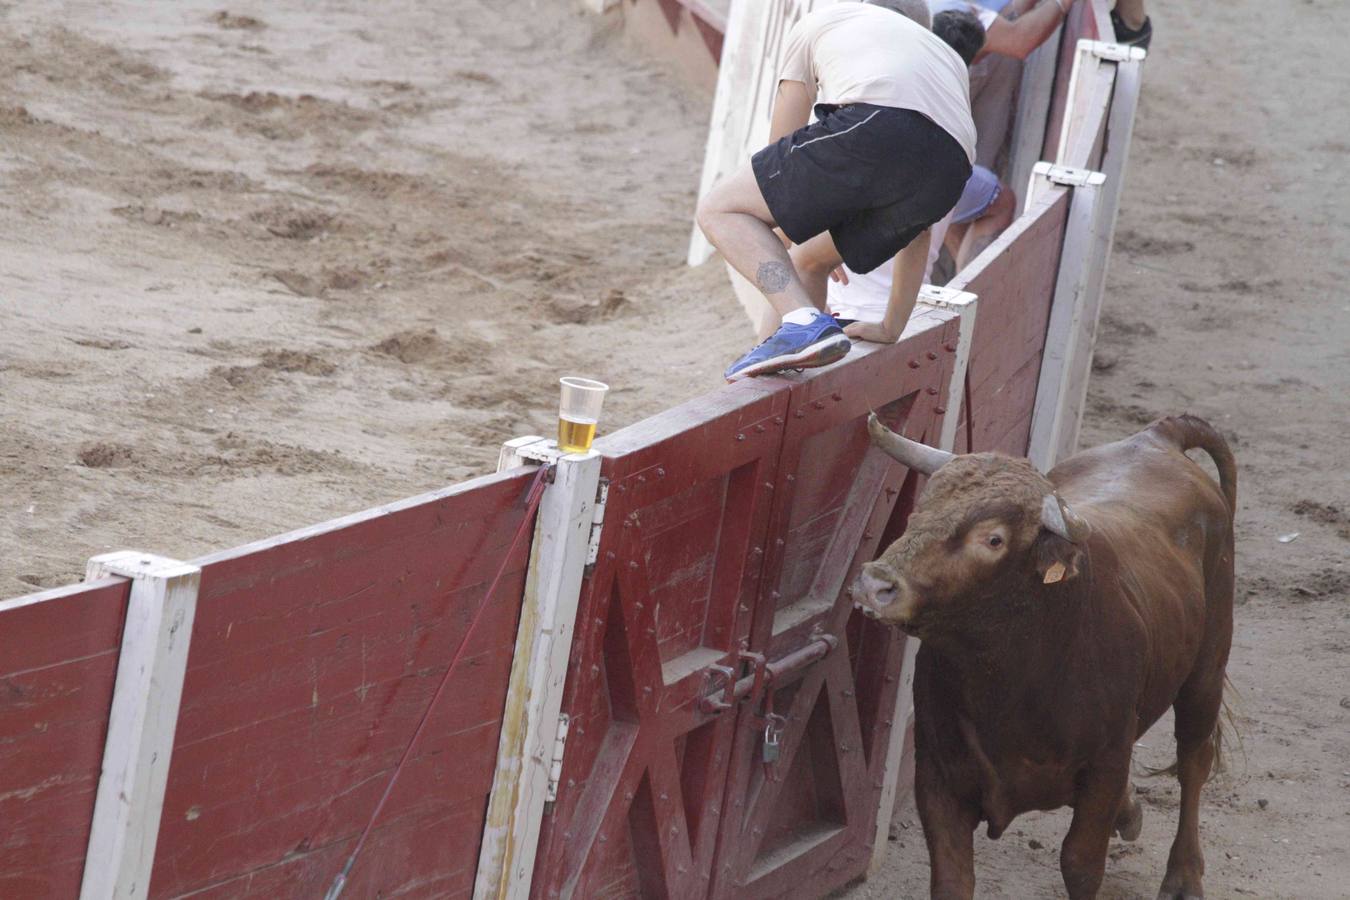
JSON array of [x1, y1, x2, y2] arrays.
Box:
[[1155, 893, 1202, 900], [1114, 793, 1143, 842]]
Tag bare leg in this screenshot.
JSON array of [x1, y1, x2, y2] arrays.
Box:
[[696, 164, 817, 317], [1115, 0, 1146, 30], [954, 183, 1017, 269], [1060, 756, 1132, 899], [788, 230, 845, 311]]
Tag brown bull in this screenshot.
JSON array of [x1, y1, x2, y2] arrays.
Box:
[[853, 414, 1235, 899]]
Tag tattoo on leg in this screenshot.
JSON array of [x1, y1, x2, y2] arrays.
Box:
[[756, 261, 793, 294]]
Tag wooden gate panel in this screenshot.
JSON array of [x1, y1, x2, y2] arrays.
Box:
[[533, 381, 792, 899], [710, 315, 962, 899], [0, 578, 130, 899], [150, 470, 538, 898]]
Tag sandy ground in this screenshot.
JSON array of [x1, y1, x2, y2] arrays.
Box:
[[1, 0, 1346, 897]]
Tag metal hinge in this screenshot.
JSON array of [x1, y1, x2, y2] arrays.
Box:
[[1080, 38, 1146, 63], [545, 713, 571, 805], [585, 479, 609, 568], [1032, 161, 1107, 188]]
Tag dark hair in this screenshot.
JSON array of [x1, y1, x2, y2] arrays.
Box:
[[867, 0, 931, 28], [933, 10, 986, 66]]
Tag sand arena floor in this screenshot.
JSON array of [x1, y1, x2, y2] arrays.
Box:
[[1, 1, 1347, 897]]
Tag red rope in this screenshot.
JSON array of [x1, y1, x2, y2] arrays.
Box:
[[326, 464, 552, 900]]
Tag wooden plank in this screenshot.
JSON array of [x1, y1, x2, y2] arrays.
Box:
[[1059, 47, 1145, 458], [1054, 41, 1117, 171], [0, 579, 129, 899], [80, 553, 201, 900], [1041, 1, 1093, 164], [475, 451, 602, 900], [1006, 24, 1063, 216], [144, 469, 536, 897], [1028, 166, 1105, 470]]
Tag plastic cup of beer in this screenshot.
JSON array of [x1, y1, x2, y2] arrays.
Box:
[[557, 376, 608, 454]]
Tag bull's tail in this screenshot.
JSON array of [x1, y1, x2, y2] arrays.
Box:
[[1149, 414, 1238, 515], [1143, 678, 1243, 781]]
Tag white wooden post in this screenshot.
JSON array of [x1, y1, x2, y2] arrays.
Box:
[[1026, 164, 1106, 471], [80, 552, 201, 900], [1029, 42, 1143, 463], [1006, 24, 1062, 216], [916, 285, 979, 453], [1065, 44, 1144, 455], [867, 284, 976, 877], [474, 442, 603, 900]]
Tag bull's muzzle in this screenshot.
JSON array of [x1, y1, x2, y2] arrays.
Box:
[[852, 563, 902, 621]]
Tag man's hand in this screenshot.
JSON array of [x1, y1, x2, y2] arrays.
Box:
[[829, 265, 849, 285], [843, 320, 902, 344]]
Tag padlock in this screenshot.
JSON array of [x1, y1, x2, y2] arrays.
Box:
[[762, 725, 781, 764]]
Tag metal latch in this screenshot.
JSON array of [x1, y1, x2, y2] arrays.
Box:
[[545, 713, 571, 805], [698, 632, 838, 716]]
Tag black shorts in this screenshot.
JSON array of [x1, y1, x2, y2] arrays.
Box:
[[752, 104, 972, 274]]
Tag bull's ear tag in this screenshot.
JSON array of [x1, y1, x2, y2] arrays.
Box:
[[1043, 561, 1067, 584]]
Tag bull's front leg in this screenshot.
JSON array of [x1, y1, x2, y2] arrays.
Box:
[[1060, 754, 1133, 899], [914, 748, 979, 899]]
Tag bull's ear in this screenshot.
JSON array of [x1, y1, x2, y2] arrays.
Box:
[[1034, 530, 1083, 584]]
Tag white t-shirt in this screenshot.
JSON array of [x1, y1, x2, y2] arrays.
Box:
[[826, 213, 952, 322], [780, 3, 977, 163]]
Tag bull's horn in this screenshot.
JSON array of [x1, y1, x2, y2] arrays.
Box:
[[867, 413, 954, 475], [1041, 493, 1090, 543]]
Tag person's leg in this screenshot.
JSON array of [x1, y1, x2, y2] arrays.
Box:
[[967, 53, 1022, 173], [1114, 0, 1146, 31], [954, 180, 1016, 269], [696, 164, 817, 318], [1111, 0, 1152, 49], [788, 230, 846, 311]]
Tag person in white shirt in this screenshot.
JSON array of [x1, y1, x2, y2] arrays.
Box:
[[696, 0, 977, 381]]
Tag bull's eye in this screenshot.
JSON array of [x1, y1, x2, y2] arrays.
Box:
[[988, 534, 1004, 548]]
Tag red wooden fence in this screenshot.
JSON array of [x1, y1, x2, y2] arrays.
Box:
[[530, 312, 963, 898], [952, 189, 1072, 455], [0, 579, 129, 898], [155, 470, 537, 898], [0, 2, 1128, 896]]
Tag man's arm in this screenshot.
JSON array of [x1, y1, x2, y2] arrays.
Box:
[[769, 79, 814, 143], [982, 0, 1073, 60], [842, 228, 932, 344], [1002, 0, 1040, 19]]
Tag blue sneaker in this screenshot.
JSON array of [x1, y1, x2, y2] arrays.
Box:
[[724, 312, 852, 382]]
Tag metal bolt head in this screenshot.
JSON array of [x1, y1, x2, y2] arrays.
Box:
[[656, 467, 666, 477], [736, 433, 745, 441], [908, 359, 921, 369], [927, 351, 938, 360]]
